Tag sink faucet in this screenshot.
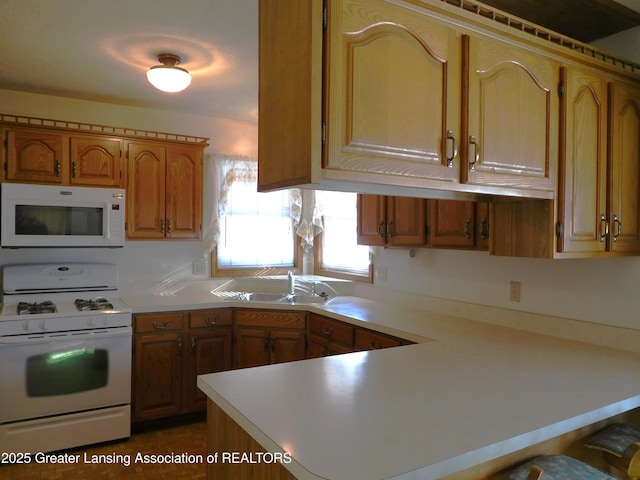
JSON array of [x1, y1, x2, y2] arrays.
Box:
[[287, 271, 295, 295]]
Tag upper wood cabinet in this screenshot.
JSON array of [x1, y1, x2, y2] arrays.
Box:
[[608, 80, 640, 253], [258, 0, 568, 200], [491, 70, 640, 258], [357, 194, 426, 247], [126, 142, 203, 240], [69, 136, 123, 187], [463, 34, 558, 194], [428, 200, 489, 250], [324, 0, 460, 185], [557, 66, 608, 255], [4, 128, 122, 187]]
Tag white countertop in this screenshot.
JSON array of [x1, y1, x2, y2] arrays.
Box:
[[196, 298, 640, 480], [121, 285, 640, 479]]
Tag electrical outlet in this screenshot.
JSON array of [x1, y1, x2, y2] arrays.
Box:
[[374, 266, 387, 282], [509, 281, 521, 302], [192, 259, 207, 275]]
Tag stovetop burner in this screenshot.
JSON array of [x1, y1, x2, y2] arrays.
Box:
[[74, 297, 114, 311], [17, 300, 57, 315]]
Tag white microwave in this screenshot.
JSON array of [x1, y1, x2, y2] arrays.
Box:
[[1, 183, 125, 248]]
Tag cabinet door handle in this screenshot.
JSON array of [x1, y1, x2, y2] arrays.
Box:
[[167, 218, 172, 234], [464, 219, 472, 239], [152, 320, 169, 330], [377, 221, 385, 239], [370, 342, 382, 350], [55, 160, 61, 177], [613, 215, 622, 242], [271, 337, 276, 353], [479, 218, 490, 240], [177, 338, 182, 355], [468, 136, 480, 170], [264, 337, 270, 352], [387, 221, 394, 238], [71, 161, 78, 178], [599, 214, 609, 242], [160, 218, 165, 233], [191, 338, 196, 353], [205, 316, 218, 326], [323, 326, 334, 336], [446, 130, 457, 168]]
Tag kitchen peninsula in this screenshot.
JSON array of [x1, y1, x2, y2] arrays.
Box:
[[195, 296, 640, 480]]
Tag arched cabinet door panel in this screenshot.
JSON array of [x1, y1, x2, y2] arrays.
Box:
[[326, 0, 461, 183]]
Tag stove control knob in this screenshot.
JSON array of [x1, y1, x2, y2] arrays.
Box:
[[88, 317, 96, 327], [39, 320, 48, 331], [23, 321, 34, 332]]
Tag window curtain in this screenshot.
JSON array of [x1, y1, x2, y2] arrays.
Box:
[[203, 154, 325, 256]]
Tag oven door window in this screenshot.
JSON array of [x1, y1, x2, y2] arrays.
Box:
[[27, 348, 109, 397], [16, 205, 104, 236]]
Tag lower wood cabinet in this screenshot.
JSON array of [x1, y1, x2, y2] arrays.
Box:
[[355, 328, 403, 351], [307, 313, 355, 358], [132, 309, 232, 422], [235, 309, 306, 369], [307, 313, 413, 357], [132, 307, 413, 422]]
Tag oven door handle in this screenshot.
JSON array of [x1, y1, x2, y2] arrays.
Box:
[[0, 327, 132, 345]]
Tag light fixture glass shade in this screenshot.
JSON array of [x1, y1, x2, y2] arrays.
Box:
[[147, 54, 192, 93]]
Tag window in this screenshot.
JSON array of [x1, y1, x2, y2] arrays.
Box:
[[211, 157, 297, 276], [315, 191, 371, 282]]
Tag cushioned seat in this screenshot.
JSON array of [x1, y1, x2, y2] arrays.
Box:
[[585, 423, 640, 479], [504, 454, 617, 480]]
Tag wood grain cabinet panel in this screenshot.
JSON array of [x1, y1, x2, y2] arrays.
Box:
[[126, 142, 202, 240], [132, 309, 233, 422], [69, 136, 122, 187], [428, 200, 489, 250], [325, 0, 460, 184], [491, 69, 640, 258], [5, 129, 67, 184], [357, 194, 426, 247], [235, 310, 306, 369], [307, 313, 355, 358], [464, 34, 558, 193], [608, 81, 640, 254]]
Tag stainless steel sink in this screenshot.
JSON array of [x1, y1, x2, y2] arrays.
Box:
[[230, 292, 333, 304], [232, 292, 286, 302], [279, 294, 332, 304]]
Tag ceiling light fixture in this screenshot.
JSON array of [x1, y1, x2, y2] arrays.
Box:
[[146, 53, 192, 93]]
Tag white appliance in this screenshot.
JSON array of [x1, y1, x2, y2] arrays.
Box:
[[0, 263, 132, 453], [1, 183, 125, 248]]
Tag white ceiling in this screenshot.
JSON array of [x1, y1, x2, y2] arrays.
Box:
[[0, 0, 258, 123], [1, 0, 639, 126]]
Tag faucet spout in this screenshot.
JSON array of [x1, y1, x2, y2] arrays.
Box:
[[287, 271, 295, 295]]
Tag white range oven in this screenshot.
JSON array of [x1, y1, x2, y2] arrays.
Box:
[[0, 263, 132, 453]]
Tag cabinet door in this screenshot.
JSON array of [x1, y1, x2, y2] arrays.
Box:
[[69, 136, 122, 187], [235, 328, 271, 369], [354, 328, 402, 351], [326, 0, 460, 184], [465, 34, 558, 194], [133, 332, 183, 421], [428, 200, 475, 248], [357, 194, 386, 246], [476, 202, 490, 250], [6, 129, 66, 184], [270, 330, 306, 365], [126, 142, 166, 239], [185, 328, 233, 412], [386, 196, 426, 246], [558, 66, 608, 254], [608, 81, 640, 254], [166, 145, 203, 239]]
